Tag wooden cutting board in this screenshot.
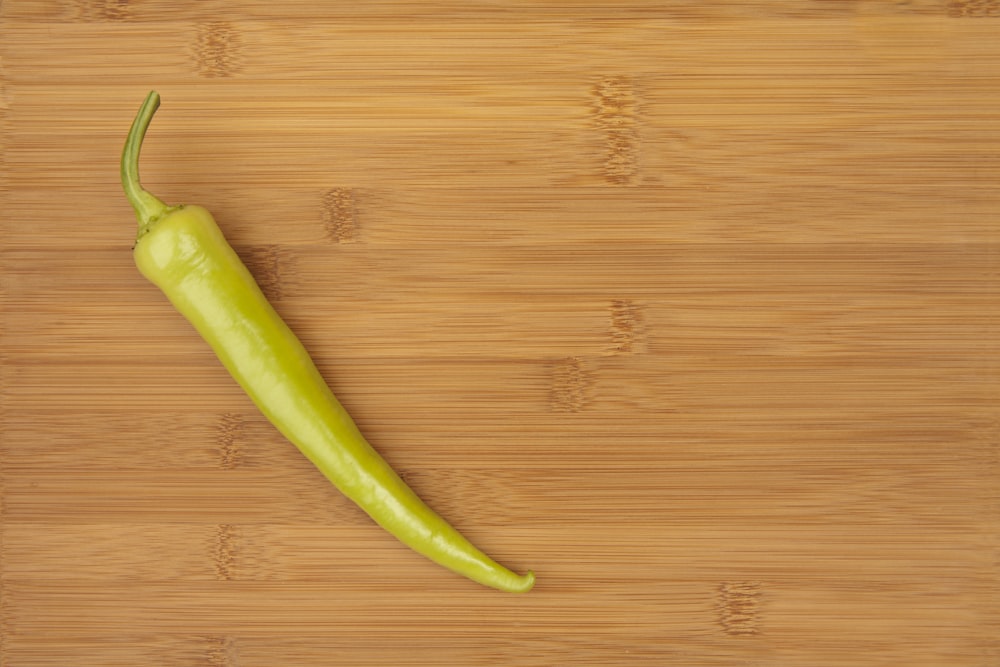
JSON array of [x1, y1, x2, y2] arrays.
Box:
[[2, 2, 998, 665]]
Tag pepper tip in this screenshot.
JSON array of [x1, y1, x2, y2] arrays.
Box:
[[510, 570, 535, 594]]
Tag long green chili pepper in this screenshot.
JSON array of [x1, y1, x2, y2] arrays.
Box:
[[122, 91, 534, 593]]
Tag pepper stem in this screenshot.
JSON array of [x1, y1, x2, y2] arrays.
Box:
[[121, 90, 171, 237]]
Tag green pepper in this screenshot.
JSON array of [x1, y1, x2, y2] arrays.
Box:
[[122, 91, 534, 593]]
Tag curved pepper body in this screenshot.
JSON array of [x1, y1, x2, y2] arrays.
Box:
[[124, 93, 533, 593]]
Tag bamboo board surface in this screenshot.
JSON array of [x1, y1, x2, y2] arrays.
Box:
[[1, 2, 999, 665]]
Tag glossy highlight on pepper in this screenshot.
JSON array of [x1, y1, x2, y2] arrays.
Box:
[[121, 91, 534, 593]]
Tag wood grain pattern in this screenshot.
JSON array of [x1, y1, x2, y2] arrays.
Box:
[[2, 2, 998, 666]]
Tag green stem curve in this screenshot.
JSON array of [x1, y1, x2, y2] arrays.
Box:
[[121, 90, 171, 237]]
